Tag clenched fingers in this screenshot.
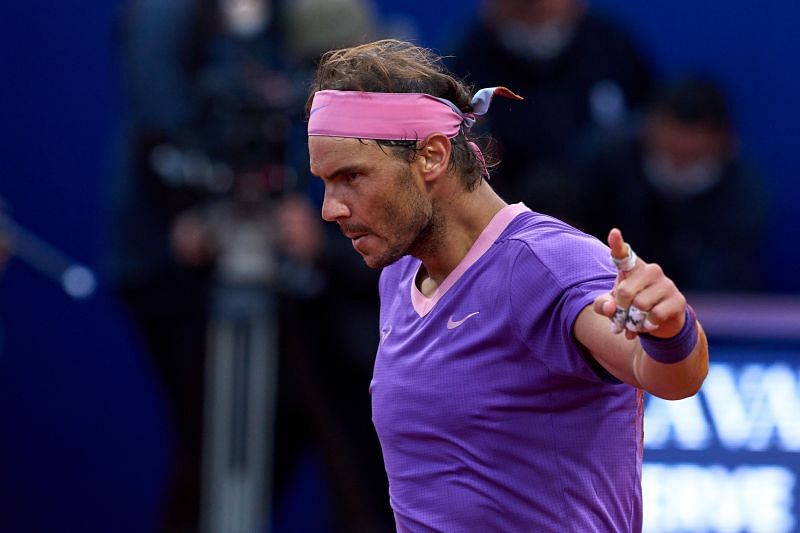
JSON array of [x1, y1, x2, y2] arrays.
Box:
[[596, 228, 687, 338]]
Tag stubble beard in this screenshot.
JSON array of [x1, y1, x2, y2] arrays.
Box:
[[405, 199, 444, 262], [367, 170, 443, 269]]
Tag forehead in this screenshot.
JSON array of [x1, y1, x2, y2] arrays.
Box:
[[308, 136, 388, 178]]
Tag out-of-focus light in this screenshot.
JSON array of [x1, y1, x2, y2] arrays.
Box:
[[61, 265, 96, 299]]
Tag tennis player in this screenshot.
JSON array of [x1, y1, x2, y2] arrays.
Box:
[[306, 39, 708, 531]]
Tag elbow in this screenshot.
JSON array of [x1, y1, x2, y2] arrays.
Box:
[[654, 380, 703, 401], [651, 358, 709, 401]]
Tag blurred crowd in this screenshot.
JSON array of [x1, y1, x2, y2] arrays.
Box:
[[100, 0, 768, 531]]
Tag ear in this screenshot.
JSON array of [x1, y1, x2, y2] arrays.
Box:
[[416, 133, 452, 183]]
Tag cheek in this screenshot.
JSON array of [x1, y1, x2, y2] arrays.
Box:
[[384, 186, 429, 234]]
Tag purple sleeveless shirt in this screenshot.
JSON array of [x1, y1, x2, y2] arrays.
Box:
[[371, 204, 644, 532]]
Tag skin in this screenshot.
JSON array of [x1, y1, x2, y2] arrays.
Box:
[[578, 229, 709, 400], [309, 133, 708, 400], [645, 112, 731, 169], [487, 0, 584, 29], [276, 194, 323, 263], [309, 134, 506, 287]]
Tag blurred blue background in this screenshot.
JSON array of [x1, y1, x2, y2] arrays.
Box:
[[0, 1, 798, 532]]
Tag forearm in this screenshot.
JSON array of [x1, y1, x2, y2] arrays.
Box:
[[576, 305, 709, 399], [633, 321, 709, 400], [586, 229, 711, 398]]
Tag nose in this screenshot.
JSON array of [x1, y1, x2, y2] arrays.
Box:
[[321, 187, 351, 222]]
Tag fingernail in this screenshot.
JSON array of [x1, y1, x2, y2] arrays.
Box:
[[643, 319, 658, 331]]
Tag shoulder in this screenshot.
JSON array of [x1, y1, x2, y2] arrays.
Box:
[[500, 212, 616, 288]]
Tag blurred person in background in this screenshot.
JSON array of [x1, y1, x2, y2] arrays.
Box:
[[578, 77, 768, 291], [109, 0, 393, 531], [282, 0, 379, 69], [0, 230, 10, 275], [448, 0, 654, 225]]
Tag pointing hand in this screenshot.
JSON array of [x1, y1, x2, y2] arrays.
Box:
[[593, 229, 687, 340]]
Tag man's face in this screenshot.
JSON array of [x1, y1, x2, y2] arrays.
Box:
[[646, 113, 729, 169], [492, 0, 578, 27], [309, 136, 436, 268]]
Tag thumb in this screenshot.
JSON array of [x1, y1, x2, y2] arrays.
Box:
[[593, 293, 617, 317]]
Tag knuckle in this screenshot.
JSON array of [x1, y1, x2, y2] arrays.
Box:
[[631, 295, 648, 311], [647, 307, 666, 323], [616, 284, 633, 302], [644, 263, 663, 278], [676, 293, 687, 309]]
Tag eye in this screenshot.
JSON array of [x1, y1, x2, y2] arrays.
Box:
[[345, 171, 360, 183]]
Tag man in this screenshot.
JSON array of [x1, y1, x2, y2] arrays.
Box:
[[579, 77, 767, 291], [306, 40, 708, 531]]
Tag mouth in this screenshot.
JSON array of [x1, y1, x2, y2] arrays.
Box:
[[340, 223, 374, 252], [344, 231, 368, 241], [352, 234, 371, 250], [343, 231, 373, 254]]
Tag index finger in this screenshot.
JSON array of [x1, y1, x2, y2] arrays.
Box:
[[608, 228, 628, 260], [608, 228, 637, 272]]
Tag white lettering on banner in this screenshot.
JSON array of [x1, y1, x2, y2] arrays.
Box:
[[643, 464, 796, 533], [643, 392, 710, 450], [645, 363, 800, 451]]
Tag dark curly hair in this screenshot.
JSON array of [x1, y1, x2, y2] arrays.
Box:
[[305, 39, 496, 191]]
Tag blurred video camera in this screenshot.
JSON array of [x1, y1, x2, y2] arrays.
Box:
[[146, 61, 302, 287]]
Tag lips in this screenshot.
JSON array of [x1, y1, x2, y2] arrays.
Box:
[[344, 231, 368, 246], [347, 233, 372, 254], [340, 225, 372, 252]]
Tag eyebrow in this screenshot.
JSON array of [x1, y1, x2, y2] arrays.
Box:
[[317, 164, 365, 181]]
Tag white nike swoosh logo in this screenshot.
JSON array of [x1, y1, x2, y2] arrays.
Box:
[[379, 325, 392, 345], [447, 312, 480, 330]]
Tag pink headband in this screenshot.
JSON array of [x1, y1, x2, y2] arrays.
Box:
[[307, 87, 522, 176]]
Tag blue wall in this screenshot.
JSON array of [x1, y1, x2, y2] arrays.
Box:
[[0, 1, 797, 531], [0, 1, 168, 531]]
